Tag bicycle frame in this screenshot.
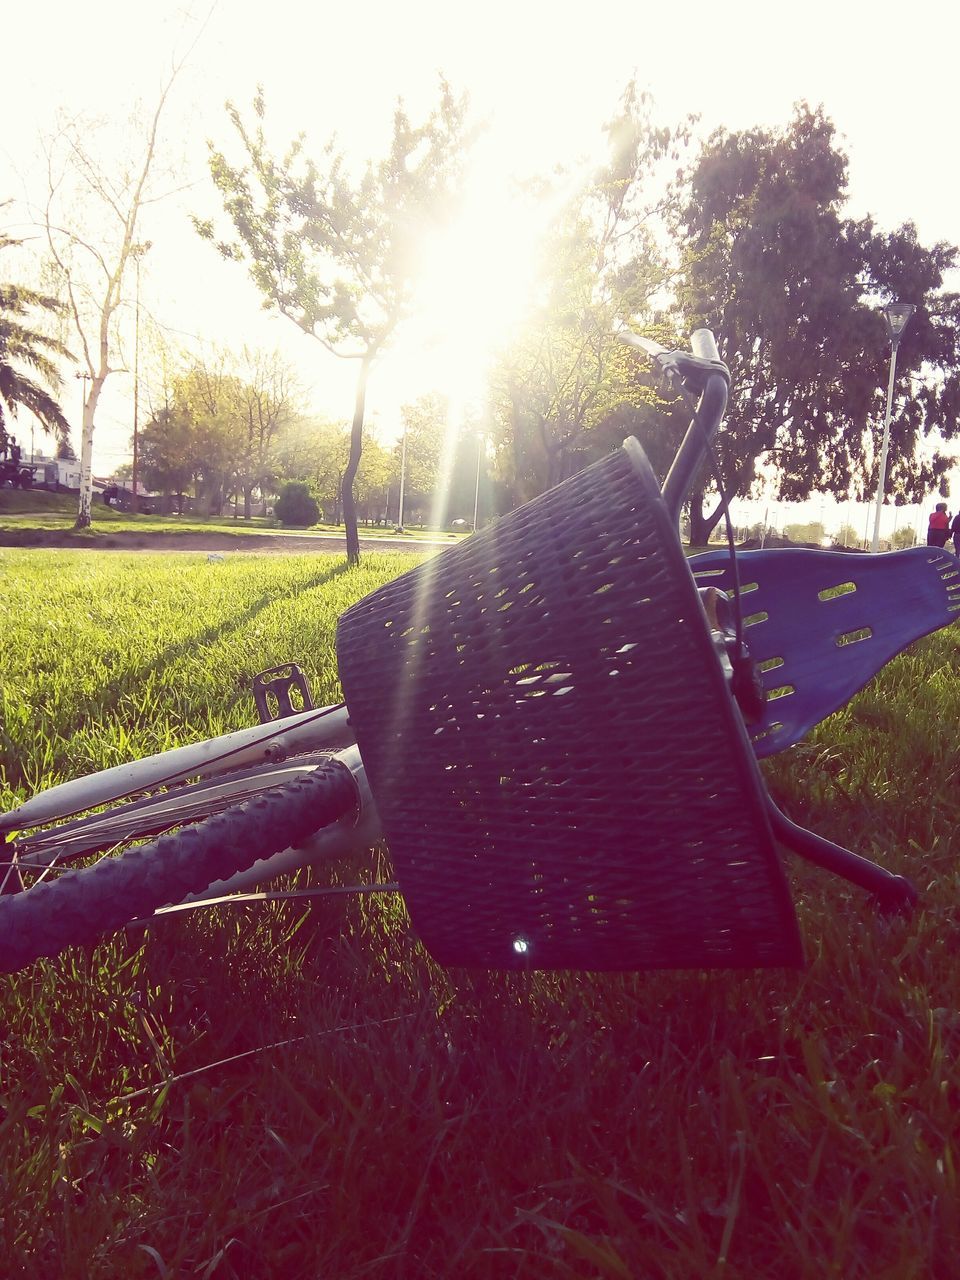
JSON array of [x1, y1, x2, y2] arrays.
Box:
[[3, 704, 354, 831], [0, 325, 928, 968], [1, 712, 377, 900]]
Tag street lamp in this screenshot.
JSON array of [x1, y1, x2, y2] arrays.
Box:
[[74, 370, 90, 512], [75, 369, 90, 451], [396, 416, 407, 532], [129, 241, 152, 510], [472, 432, 484, 532], [870, 301, 915, 553]]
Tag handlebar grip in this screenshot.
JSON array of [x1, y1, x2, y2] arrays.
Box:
[[690, 329, 721, 362], [618, 331, 669, 359]]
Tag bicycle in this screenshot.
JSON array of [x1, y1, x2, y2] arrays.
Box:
[[3, 329, 957, 975]]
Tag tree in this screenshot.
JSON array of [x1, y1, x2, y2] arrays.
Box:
[[40, 61, 186, 529], [274, 417, 350, 521], [354, 435, 393, 524], [196, 82, 472, 563], [891, 525, 917, 550], [0, 223, 72, 455], [394, 393, 448, 513], [137, 404, 202, 497], [138, 362, 231, 508], [832, 523, 862, 548], [675, 104, 960, 544], [171, 356, 246, 512], [783, 521, 826, 545], [489, 85, 690, 502], [231, 347, 300, 517], [137, 348, 303, 513], [275, 481, 319, 528]]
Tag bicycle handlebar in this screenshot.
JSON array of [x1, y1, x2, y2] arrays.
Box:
[[690, 329, 721, 362], [620, 327, 730, 523], [619, 328, 728, 390]]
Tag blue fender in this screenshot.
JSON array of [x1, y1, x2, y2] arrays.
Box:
[[690, 546, 960, 757]]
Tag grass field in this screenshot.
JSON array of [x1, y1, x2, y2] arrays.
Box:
[[0, 489, 461, 542], [1, 548, 959, 1278]]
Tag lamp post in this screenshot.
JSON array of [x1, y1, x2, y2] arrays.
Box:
[[870, 301, 915, 553], [75, 369, 89, 448], [129, 241, 151, 511], [396, 416, 407, 532], [75, 370, 90, 509], [472, 432, 484, 532]]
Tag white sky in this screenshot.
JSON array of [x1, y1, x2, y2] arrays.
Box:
[[4, 0, 958, 533]]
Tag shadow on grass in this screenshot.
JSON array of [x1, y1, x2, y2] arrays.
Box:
[[2, 560, 354, 793], [120, 558, 352, 698]]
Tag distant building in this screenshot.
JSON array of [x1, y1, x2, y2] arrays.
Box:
[[35, 456, 107, 495], [25, 452, 106, 493]]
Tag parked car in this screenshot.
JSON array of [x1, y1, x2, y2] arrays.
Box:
[[0, 459, 37, 488]]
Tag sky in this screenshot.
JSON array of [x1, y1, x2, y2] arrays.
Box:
[[4, 0, 958, 535]]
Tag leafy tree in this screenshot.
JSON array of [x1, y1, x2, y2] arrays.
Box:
[[832, 523, 862, 548], [784, 521, 826, 545], [395, 393, 448, 513], [230, 347, 300, 517], [354, 435, 393, 524], [274, 481, 319, 528], [389, 395, 493, 526], [274, 417, 349, 521], [0, 224, 72, 455], [674, 104, 960, 543], [196, 82, 471, 563], [891, 524, 917, 549], [137, 404, 201, 497], [443, 424, 496, 528], [137, 353, 291, 512], [489, 85, 690, 502], [173, 357, 246, 512], [151, 346, 302, 515]]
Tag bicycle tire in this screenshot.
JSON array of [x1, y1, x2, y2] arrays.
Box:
[[0, 760, 358, 974], [13, 756, 332, 871]]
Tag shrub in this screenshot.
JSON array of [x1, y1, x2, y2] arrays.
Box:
[[274, 482, 319, 528]]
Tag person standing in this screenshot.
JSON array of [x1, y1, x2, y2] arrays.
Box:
[[927, 502, 950, 548], [949, 510, 960, 557]]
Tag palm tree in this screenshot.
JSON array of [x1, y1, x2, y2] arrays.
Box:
[[0, 224, 73, 458]]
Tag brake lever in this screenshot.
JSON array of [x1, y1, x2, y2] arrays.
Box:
[[619, 330, 730, 390], [619, 327, 731, 522]]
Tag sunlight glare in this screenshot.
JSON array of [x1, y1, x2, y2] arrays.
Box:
[[397, 134, 593, 411]]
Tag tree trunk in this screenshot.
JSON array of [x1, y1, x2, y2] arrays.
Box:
[[243, 485, 252, 519], [74, 380, 103, 530], [75, 419, 95, 529], [342, 355, 371, 566], [688, 488, 723, 547]]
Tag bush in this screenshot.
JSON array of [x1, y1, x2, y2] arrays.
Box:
[[274, 482, 319, 528]]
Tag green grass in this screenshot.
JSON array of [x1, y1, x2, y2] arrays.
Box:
[[1, 548, 959, 1278], [0, 487, 272, 534], [0, 488, 466, 542]]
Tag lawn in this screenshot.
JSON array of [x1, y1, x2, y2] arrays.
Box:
[[0, 489, 464, 542], [1, 548, 958, 1277]]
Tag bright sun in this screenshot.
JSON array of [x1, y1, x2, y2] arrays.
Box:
[[379, 135, 588, 422]]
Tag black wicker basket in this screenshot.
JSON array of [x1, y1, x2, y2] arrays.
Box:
[[337, 438, 802, 970]]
